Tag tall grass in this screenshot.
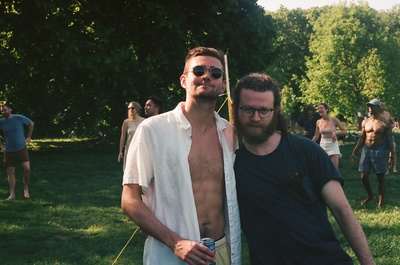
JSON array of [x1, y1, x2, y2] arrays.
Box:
[[0, 136, 399, 264]]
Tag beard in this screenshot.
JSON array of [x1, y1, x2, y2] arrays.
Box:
[[235, 113, 278, 145]]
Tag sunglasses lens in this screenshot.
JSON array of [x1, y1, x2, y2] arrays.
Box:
[[192, 66, 205, 77], [192, 66, 223, 79], [210, 68, 223, 79]]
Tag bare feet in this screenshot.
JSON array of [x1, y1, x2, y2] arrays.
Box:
[[24, 189, 30, 199], [6, 196, 15, 201], [361, 196, 375, 205]]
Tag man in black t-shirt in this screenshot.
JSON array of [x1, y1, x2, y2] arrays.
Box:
[[232, 73, 375, 265], [295, 104, 321, 142]]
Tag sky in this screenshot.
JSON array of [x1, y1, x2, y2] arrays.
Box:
[[257, 0, 399, 12]]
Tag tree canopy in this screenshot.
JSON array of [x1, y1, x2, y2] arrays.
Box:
[[1, 0, 400, 137], [299, 3, 400, 120], [1, 0, 274, 137]]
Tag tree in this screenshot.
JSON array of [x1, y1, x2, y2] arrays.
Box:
[[299, 3, 399, 122], [0, 0, 275, 137], [267, 7, 312, 119]]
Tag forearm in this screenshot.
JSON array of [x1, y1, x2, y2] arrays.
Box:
[[27, 122, 34, 139], [352, 138, 365, 155], [334, 206, 375, 264], [119, 124, 127, 154], [294, 124, 304, 134], [337, 129, 347, 136], [119, 138, 125, 153], [121, 186, 180, 250], [386, 132, 394, 154]]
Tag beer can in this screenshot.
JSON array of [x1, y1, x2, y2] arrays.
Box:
[[200, 237, 215, 265]]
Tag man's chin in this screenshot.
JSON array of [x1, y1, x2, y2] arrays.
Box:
[[245, 134, 269, 145]]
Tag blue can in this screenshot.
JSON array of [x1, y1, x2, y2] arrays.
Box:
[[200, 237, 215, 265]]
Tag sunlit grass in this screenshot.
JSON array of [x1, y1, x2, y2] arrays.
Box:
[[0, 136, 399, 264], [0, 138, 145, 265]]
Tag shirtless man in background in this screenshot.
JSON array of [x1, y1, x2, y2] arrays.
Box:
[[121, 47, 241, 265], [350, 99, 393, 208], [380, 100, 397, 174]]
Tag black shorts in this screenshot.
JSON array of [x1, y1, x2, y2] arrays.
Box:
[[3, 146, 30, 168]]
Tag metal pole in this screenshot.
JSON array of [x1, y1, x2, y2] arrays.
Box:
[[224, 54, 233, 124]]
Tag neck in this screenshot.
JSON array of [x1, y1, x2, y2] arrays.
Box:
[[372, 113, 381, 119], [181, 100, 216, 130], [129, 115, 140, 121]]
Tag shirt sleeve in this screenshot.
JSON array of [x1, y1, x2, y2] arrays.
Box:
[[122, 123, 153, 194]]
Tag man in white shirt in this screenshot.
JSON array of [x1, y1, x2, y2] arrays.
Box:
[[121, 47, 241, 265]]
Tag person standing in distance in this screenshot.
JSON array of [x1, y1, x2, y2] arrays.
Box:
[[380, 100, 397, 174], [294, 104, 321, 143], [118, 101, 145, 172], [350, 99, 393, 208], [312, 103, 347, 169], [232, 73, 375, 265], [144, 95, 163, 117], [121, 47, 241, 265], [0, 103, 34, 200]]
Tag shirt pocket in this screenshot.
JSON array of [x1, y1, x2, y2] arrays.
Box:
[[289, 172, 318, 206]]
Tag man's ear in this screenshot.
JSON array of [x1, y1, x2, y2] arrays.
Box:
[[180, 75, 187, 89], [220, 80, 227, 94]]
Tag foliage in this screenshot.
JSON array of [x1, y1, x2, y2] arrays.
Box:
[[0, 0, 274, 137], [298, 3, 400, 121], [280, 84, 297, 117], [267, 7, 312, 119], [1, 1, 400, 135]]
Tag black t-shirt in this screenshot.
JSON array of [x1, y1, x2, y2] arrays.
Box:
[[234, 134, 352, 265], [296, 113, 321, 140]]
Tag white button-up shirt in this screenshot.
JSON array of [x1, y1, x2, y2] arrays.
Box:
[[123, 102, 241, 265]]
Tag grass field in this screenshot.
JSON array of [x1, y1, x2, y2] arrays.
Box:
[[0, 136, 399, 264]]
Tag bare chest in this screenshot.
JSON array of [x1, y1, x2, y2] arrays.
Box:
[[188, 129, 223, 181], [365, 120, 386, 134]]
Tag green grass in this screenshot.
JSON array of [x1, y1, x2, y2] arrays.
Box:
[[0, 138, 145, 265], [330, 140, 400, 265], [0, 136, 399, 264]]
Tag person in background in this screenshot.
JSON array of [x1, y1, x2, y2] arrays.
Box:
[[0, 103, 34, 200], [380, 100, 397, 174], [121, 47, 241, 265], [118, 102, 145, 172], [294, 104, 321, 143], [144, 95, 163, 117], [351, 99, 394, 208], [232, 73, 375, 265], [312, 103, 347, 169]]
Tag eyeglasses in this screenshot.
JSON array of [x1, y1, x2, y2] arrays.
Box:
[[191, 65, 223, 79], [239, 106, 274, 118]]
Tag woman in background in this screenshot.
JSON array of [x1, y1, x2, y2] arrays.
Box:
[[118, 102, 145, 171], [312, 103, 347, 169]]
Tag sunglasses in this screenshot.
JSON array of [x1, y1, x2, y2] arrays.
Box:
[[191, 65, 223, 80]]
